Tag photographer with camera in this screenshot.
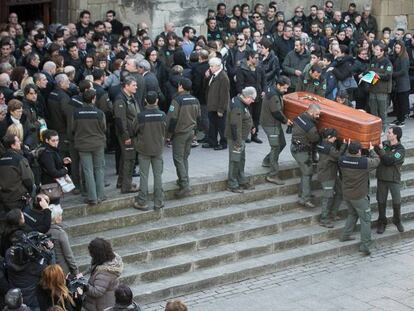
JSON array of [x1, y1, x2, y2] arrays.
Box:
[[23, 193, 52, 234], [37, 264, 77, 311], [84, 238, 124, 311], [48, 204, 80, 277], [0, 209, 30, 257], [4, 229, 54, 310]]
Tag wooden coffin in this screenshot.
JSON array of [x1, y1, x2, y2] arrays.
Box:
[[283, 92, 382, 148]]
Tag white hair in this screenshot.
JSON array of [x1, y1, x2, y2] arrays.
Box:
[[208, 57, 222, 67], [55, 73, 69, 85], [43, 61, 56, 73], [0, 73, 10, 87], [64, 65, 75, 74], [242, 86, 257, 100], [50, 204, 63, 223]]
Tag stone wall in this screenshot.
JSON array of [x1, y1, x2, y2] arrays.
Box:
[[372, 0, 414, 34], [68, 0, 391, 39]]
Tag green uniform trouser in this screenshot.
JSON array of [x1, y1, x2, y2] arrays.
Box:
[[376, 180, 401, 205], [117, 138, 136, 192], [369, 93, 388, 131], [263, 127, 285, 177], [291, 146, 313, 201], [377, 180, 401, 223], [341, 197, 372, 252], [320, 178, 342, 222], [79, 148, 105, 202], [172, 131, 193, 190], [228, 140, 248, 189], [68, 141, 81, 190], [137, 154, 164, 208]]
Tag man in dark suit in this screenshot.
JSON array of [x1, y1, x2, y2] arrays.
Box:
[[202, 57, 230, 150]]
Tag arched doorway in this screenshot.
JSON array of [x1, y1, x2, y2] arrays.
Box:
[[0, 0, 68, 26]]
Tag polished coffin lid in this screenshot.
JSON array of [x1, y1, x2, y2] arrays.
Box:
[[283, 92, 382, 148]]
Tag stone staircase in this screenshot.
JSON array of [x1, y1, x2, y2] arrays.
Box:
[[64, 147, 414, 304]]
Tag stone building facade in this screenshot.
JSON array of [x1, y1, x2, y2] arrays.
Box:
[[68, 0, 383, 37]]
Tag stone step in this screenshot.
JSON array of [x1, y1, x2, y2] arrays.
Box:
[[69, 177, 414, 259], [62, 153, 414, 220], [65, 169, 414, 238], [79, 201, 414, 286], [128, 216, 414, 305]]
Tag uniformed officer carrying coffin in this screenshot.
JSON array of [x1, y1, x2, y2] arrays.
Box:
[[317, 128, 346, 228], [260, 76, 293, 185], [339, 140, 380, 256], [290, 103, 321, 208], [376, 126, 405, 234], [225, 87, 257, 193]]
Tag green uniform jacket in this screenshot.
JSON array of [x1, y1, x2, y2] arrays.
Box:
[[291, 112, 320, 147], [260, 86, 288, 128], [133, 105, 166, 156], [63, 95, 84, 141], [339, 150, 380, 200], [166, 92, 201, 136], [369, 56, 393, 94], [296, 72, 326, 97], [113, 90, 140, 142], [225, 96, 253, 145], [376, 140, 405, 182], [0, 149, 34, 204], [47, 87, 71, 136], [317, 141, 347, 182], [72, 104, 107, 152]]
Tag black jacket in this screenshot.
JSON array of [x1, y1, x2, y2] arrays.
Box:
[[273, 36, 294, 64], [22, 206, 51, 234], [191, 61, 210, 106], [5, 246, 49, 309], [38, 143, 67, 185], [260, 50, 280, 87], [331, 55, 354, 82], [392, 55, 411, 93], [235, 60, 266, 95]]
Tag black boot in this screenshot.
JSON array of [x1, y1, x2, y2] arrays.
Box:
[[392, 204, 405, 232], [376, 203, 387, 234]]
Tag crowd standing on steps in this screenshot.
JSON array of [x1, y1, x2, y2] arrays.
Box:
[[0, 1, 413, 308]]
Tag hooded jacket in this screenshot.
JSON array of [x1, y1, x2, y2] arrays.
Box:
[[84, 253, 124, 311]]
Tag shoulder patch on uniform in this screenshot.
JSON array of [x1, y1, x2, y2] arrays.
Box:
[[395, 152, 401, 159], [169, 105, 175, 112], [303, 79, 308, 84], [323, 84, 326, 90], [386, 66, 392, 71]]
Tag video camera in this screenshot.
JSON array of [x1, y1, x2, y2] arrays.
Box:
[[9, 231, 54, 265], [67, 276, 88, 295]]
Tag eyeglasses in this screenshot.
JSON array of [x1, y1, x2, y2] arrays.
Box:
[[237, 38, 245, 41], [252, 15, 260, 19], [295, 10, 303, 13]]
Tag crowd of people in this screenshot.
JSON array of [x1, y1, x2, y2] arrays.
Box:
[[0, 1, 413, 310]]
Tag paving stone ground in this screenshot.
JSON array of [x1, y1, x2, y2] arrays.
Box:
[[143, 237, 414, 311]]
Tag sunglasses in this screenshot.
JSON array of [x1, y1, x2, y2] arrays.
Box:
[[237, 38, 245, 41], [252, 15, 260, 19]]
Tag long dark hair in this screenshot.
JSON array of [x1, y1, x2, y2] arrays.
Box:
[[88, 237, 115, 266], [394, 40, 408, 59]]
